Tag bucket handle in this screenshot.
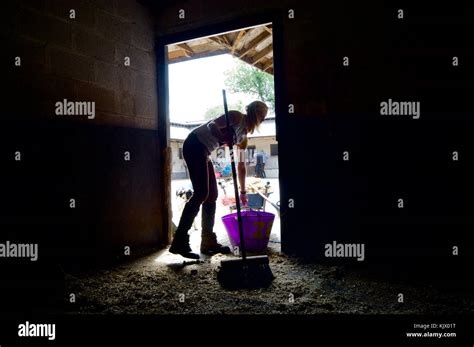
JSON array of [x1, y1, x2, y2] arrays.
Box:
[[234, 207, 269, 219]]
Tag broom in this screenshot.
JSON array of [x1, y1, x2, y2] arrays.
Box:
[[217, 90, 274, 289]]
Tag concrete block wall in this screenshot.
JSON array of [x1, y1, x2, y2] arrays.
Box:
[[3, 0, 157, 129], [0, 0, 165, 265]]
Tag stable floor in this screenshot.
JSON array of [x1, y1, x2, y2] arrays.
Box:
[[64, 249, 474, 314]]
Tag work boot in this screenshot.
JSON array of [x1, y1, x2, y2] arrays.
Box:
[[200, 202, 231, 255], [169, 203, 200, 259], [169, 234, 200, 259]]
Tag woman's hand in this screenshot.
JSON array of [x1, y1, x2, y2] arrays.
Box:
[[239, 192, 248, 206]]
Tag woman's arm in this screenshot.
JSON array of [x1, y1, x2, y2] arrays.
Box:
[[237, 161, 246, 193], [237, 134, 248, 205], [205, 111, 240, 143], [237, 161, 247, 206], [207, 111, 243, 144], [207, 121, 227, 143]]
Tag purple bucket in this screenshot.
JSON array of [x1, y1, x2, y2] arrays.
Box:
[[221, 211, 275, 252]]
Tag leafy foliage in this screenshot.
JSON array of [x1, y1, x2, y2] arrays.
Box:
[[224, 60, 274, 110], [203, 100, 244, 120]]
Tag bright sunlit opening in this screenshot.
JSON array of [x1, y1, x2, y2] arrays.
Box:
[[168, 54, 255, 122]]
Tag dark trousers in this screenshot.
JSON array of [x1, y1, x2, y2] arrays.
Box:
[[256, 163, 266, 178], [255, 164, 262, 177], [175, 133, 218, 239]]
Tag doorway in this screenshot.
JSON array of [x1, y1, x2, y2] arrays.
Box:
[[156, 17, 285, 254]]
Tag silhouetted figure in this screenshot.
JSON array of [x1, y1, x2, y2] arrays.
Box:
[[169, 101, 269, 259]]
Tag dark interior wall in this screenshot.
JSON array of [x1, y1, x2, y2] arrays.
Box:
[[1, 0, 164, 262], [153, 1, 474, 278], [1, 0, 473, 285]]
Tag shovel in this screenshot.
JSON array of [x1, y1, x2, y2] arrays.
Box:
[[217, 90, 274, 289]]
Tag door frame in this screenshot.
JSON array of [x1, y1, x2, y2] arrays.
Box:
[[155, 12, 288, 248]]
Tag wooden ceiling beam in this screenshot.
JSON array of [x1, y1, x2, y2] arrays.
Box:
[[209, 36, 232, 49], [208, 36, 221, 45], [262, 59, 273, 71], [238, 31, 271, 58], [231, 30, 247, 55], [239, 55, 253, 67], [177, 43, 194, 55], [250, 44, 273, 65], [221, 35, 231, 46], [167, 26, 273, 74], [168, 49, 190, 60], [168, 49, 230, 64]]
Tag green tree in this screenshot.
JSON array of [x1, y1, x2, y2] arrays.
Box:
[[224, 60, 274, 110], [203, 100, 244, 120]]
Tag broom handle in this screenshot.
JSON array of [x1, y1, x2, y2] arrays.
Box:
[[222, 89, 247, 261]]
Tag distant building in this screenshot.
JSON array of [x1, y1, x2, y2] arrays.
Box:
[[170, 116, 278, 179], [169, 120, 198, 179]]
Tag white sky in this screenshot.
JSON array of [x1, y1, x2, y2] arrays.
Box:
[[168, 53, 255, 123]]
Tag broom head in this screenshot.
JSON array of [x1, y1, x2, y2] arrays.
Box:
[[217, 255, 274, 289]]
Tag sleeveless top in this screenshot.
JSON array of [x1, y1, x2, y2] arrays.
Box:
[[191, 114, 247, 155]]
